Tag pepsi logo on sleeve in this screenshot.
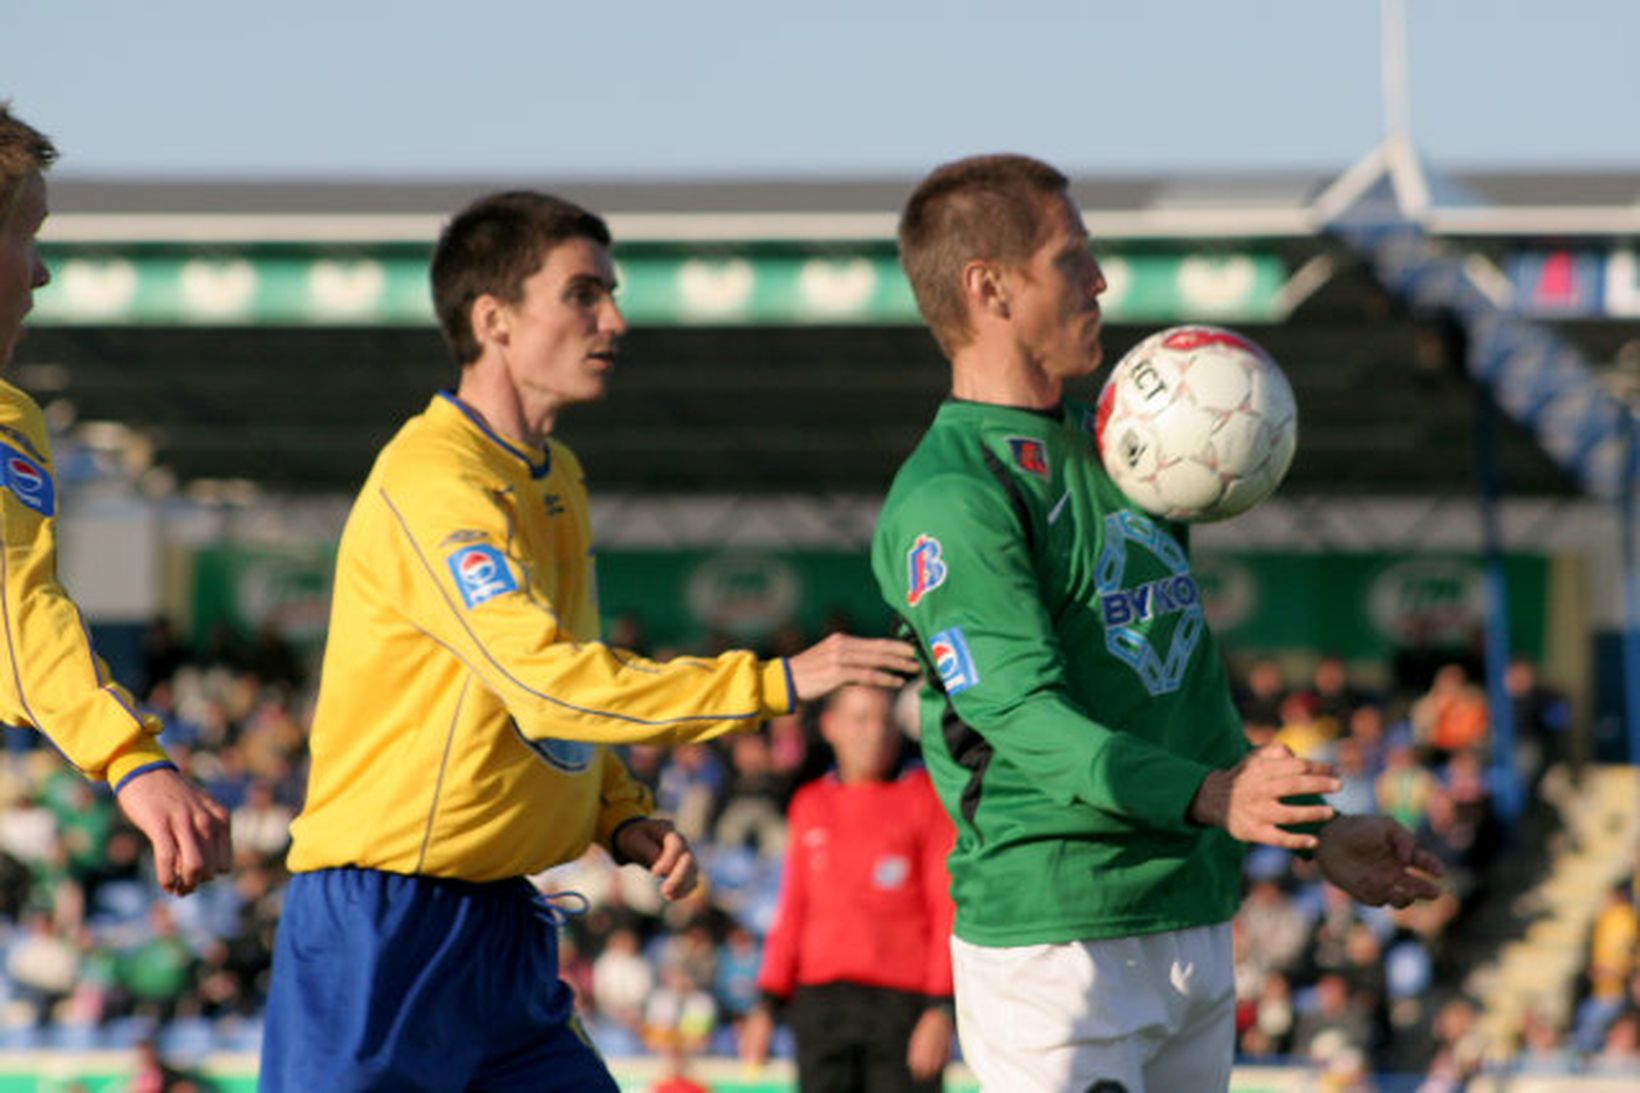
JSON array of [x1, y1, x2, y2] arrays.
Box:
[[929, 626, 979, 694], [445, 543, 518, 609], [0, 444, 55, 517]]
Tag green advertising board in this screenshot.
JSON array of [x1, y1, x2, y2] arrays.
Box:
[[35, 244, 1287, 327], [188, 545, 1548, 664]]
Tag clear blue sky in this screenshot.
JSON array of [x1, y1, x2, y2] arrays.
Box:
[[3, 0, 1636, 179]]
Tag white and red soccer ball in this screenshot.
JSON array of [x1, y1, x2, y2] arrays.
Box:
[[1095, 325, 1298, 523]]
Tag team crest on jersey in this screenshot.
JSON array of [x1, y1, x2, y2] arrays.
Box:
[[522, 735, 594, 774], [905, 534, 947, 606], [871, 854, 909, 890], [1094, 511, 1203, 696], [0, 444, 54, 517], [446, 543, 518, 609], [929, 626, 979, 694], [1006, 436, 1050, 479]]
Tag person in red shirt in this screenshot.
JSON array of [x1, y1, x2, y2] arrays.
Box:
[[740, 684, 956, 1093]]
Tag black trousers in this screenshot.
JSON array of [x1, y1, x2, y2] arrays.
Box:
[[789, 982, 944, 1093]]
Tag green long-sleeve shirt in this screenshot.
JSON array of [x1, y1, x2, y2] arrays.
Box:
[[872, 398, 1249, 947]]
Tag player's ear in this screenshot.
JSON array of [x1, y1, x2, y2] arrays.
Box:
[[471, 293, 510, 350], [962, 259, 1010, 321]]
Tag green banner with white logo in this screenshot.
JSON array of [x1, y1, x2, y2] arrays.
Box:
[[188, 545, 1546, 664], [36, 244, 1286, 327], [1192, 552, 1548, 660]]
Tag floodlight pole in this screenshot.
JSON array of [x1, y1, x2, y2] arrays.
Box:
[[1381, 0, 1413, 147], [1623, 408, 1640, 766], [1475, 376, 1521, 829]]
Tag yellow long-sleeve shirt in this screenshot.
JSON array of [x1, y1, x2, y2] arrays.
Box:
[[288, 393, 793, 881], [0, 380, 169, 787]]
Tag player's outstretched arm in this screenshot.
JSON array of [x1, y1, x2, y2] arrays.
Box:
[[115, 768, 232, 896], [1314, 813, 1445, 908], [1187, 744, 1340, 851], [613, 817, 698, 901], [786, 633, 921, 702]]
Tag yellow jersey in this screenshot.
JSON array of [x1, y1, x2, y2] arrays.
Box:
[[288, 393, 792, 881], [0, 380, 170, 787]]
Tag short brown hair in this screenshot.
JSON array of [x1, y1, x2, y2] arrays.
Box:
[[0, 104, 57, 223], [431, 190, 611, 366], [897, 154, 1069, 355]]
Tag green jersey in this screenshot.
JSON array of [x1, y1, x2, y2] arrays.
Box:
[[871, 398, 1249, 947]]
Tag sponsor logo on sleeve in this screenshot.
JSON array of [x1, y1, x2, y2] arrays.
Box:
[[929, 626, 979, 694], [1006, 436, 1050, 479], [905, 534, 947, 606], [0, 445, 55, 517], [438, 529, 488, 549], [446, 543, 519, 609]]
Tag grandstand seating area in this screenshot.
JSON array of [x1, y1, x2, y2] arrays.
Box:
[[0, 609, 1633, 1090]]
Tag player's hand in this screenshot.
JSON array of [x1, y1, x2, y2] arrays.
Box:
[[906, 1005, 954, 1080], [114, 768, 232, 896], [738, 1005, 776, 1069], [614, 818, 698, 901], [787, 633, 921, 701], [1188, 744, 1340, 851], [1314, 813, 1445, 908]]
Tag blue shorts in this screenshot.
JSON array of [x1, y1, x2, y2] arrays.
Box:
[[260, 868, 616, 1093]]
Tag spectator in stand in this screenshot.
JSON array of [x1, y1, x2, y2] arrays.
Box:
[[1303, 655, 1370, 734], [1377, 740, 1438, 834], [592, 927, 655, 1035], [1505, 655, 1572, 787], [713, 733, 789, 858], [1237, 877, 1310, 980], [1344, 702, 1396, 780], [1442, 749, 1501, 863], [1574, 882, 1639, 1053], [1590, 1010, 1640, 1077], [6, 909, 79, 1023], [656, 743, 729, 844], [117, 904, 195, 1024], [1238, 969, 1295, 1059], [1511, 1009, 1577, 1077], [714, 922, 763, 1027], [1290, 972, 1371, 1062], [1411, 664, 1489, 762], [642, 960, 717, 1055], [1274, 692, 1335, 762], [741, 684, 956, 1092], [1420, 996, 1484, 1088], [228, 781, 293, 861], [1330, 737, 1380, 818], [1235, 656, 1289, 731]]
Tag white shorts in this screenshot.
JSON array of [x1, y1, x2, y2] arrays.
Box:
[[950, 923, 1235, 1093]]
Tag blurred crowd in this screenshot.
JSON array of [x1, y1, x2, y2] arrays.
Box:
[[0, 611, 1635, 1091], [1226, 644, 1640, 1088]]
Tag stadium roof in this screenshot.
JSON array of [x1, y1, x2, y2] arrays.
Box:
[[18, 163, 1640, 499], [41, 165, 1640, 242]]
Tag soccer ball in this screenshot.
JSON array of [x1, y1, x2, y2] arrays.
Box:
[[1095, 325, 1297, 522]]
